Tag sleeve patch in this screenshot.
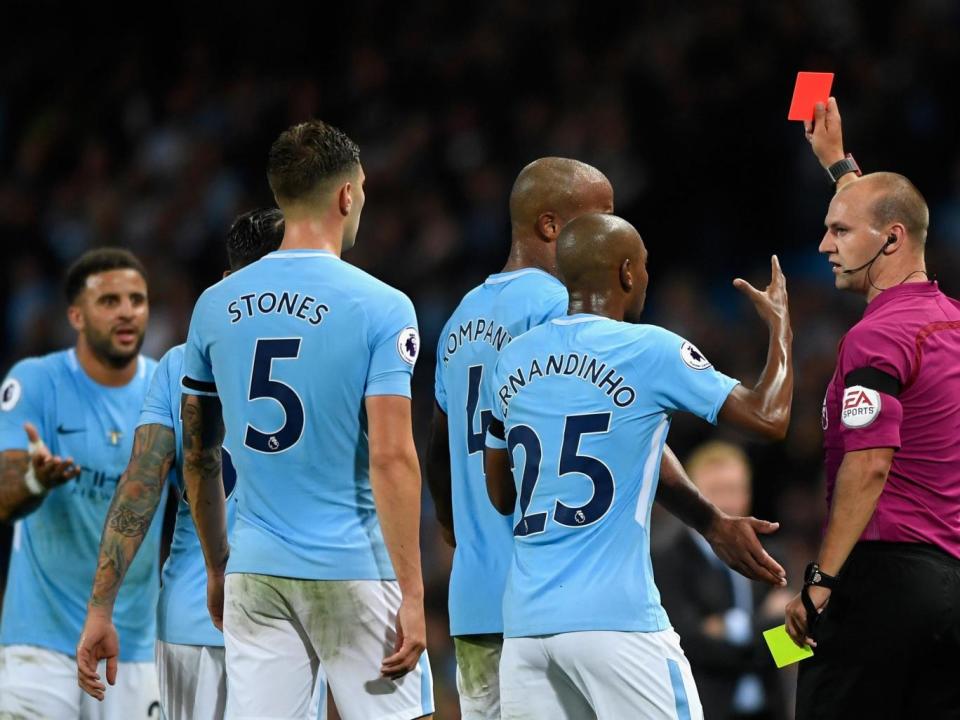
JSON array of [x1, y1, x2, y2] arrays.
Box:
[[680, 341, 712, 370], [841, 385, 882, 428], [397, 327, 420, 366], [1, 378, 21, 411]]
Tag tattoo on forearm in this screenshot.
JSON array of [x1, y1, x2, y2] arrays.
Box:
[[181, 394, 228, 569], [90, 424, 174, 608]]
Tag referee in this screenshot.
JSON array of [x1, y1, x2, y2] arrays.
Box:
[[785, 97, 960, 719]]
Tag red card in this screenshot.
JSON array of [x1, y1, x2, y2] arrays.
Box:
[[788, 72, 834, 121]]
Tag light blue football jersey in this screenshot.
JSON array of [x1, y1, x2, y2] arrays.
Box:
[[140, 344, 238, 646], [435, 268, 567, 636], [182, 249, 419, 581], [487, 315, 739, 637], [0, 351, 165, 661]]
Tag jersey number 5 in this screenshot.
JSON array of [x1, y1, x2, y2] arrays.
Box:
[[509, 412, 615, 537], [245, 338, 305, 454]]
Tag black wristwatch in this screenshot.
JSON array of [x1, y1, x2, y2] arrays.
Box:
[[826, 153, 862, 184], [803, 562, 838, 590]]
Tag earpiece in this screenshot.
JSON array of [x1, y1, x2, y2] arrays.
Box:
[[886, 234, 896, 245]]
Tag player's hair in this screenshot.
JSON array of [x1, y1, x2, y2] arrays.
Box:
[[863, 172, 930, 245], [226, 207, 284, 271], [64, 248, 146, 304], [267, 120, 360, 204], [685, 440, 752, 486]]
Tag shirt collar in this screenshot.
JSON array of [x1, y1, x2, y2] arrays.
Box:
[[863, 280, 938, 318]]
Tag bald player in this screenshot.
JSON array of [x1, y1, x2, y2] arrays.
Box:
[[428, 159, 787, 719], [785, 98, 960, 719], [483, 214, 792, 719]]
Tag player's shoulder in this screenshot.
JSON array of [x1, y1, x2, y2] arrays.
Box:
[[489, 269, 566, 305], [156, 344, 186, 374], [6, 349, 74, 380], [342, 264, 415, 320]]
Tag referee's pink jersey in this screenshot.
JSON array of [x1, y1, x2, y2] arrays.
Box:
[[822, 281, 960, 559]]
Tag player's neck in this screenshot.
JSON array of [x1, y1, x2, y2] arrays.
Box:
[[501, 238, 557, 277], [566, 291, 624, 321], [74, 337, 138, 387], [279, 217, 343, 257]]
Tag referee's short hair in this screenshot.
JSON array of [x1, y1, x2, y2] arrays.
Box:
[[861, 172, 930, 245], [64, 248, 146, 304]]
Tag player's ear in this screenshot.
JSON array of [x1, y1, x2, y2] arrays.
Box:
[[620, 258, 633, 292], [67, 303, 84, 332], [537, 212, 559, 242], [338, 182, 353, 217]]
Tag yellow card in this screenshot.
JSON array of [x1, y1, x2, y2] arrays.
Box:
[[763, 624, 814, 668]]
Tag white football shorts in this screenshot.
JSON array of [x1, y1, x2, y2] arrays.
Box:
[[223, 573, 434, 720], [156, 640, 329, 720], [454, 634, 503, 720], [0, 643, 160, 719], [499, 628, 703, 720]]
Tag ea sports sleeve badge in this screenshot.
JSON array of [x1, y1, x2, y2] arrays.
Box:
[[840, 386, 881, 428]]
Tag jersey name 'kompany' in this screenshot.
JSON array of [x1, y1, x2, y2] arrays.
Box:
[[183, 249, 419, 582]]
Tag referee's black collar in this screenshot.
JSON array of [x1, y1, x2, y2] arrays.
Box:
[[863, 281, 938, 319]]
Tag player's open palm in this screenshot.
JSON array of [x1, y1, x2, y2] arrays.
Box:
[[733, 255, 789, 328], [381, 596, 426, 680], [76, 610, 119, 701], [24, 421, 81, 489]]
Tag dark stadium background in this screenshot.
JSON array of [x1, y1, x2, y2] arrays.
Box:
[[2, 2, 959, 717]]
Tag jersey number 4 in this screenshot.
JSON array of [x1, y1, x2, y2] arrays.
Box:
[[466, 365, 494, 454], [244, 338, 305, 454], [509, 412, 614, 537]]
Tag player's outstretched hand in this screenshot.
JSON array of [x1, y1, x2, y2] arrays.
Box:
[[207, 569, 225, 631], [381, 596, 427, 680], [804, 96, 845, 170], [733, 255, 789, 329], [76, 608, 119, 701], [704, 512, 787, 587], [25, 421, 81, 490]]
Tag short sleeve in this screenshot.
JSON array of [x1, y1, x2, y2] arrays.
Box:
[[0, 359, 51, 451], [365, 291, 419, 398], [434, 322, 450, 413], [182, 292, 218, 396], [835, 324, 911, 452], [139, 350, 176, 430], [646, 329, 740, 425]]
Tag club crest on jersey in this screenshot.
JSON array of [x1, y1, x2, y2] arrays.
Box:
[[680, 341, 711, 370], [0, 379, 21, 412], [397, 327, 420, 366], [841, 385, 881, 428]]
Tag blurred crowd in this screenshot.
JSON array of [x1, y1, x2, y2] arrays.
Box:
[[3, 1, 960, 716]]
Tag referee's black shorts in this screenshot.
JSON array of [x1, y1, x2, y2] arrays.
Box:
[[796, 541, 960, 720]]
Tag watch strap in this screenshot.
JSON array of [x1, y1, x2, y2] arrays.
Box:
[[827, 153, 862, 184]]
